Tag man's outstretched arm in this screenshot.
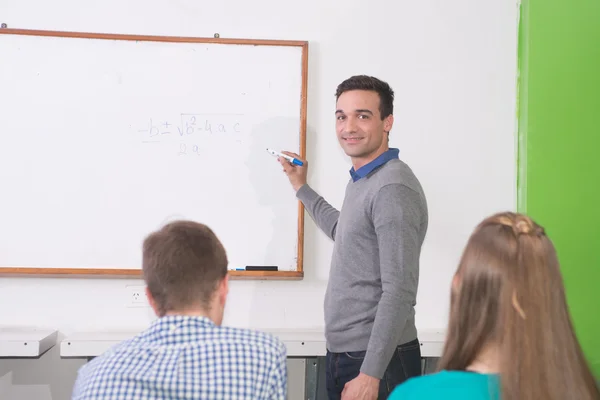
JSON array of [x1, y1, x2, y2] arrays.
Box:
[[279, 151, 340, 240]]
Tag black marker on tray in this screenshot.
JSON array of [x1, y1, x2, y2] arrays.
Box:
[[245, 266, 278, 271]]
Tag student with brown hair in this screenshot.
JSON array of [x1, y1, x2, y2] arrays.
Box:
[[72, 220, 288, 400], [390, 211, 600, 400]]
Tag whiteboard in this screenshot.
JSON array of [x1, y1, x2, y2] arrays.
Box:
[[0, 30, 307, 276]]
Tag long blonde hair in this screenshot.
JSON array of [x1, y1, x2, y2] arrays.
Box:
[[438, 212, 599, 400]]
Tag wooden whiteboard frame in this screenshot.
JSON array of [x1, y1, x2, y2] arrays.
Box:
[[0, 28, 308, 280]]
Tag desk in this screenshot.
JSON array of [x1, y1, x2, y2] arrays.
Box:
[[0, 328, 57, 357], [61, 329, 445, 400]]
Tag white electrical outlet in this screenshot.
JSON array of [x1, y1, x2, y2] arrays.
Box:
[[126, 285, 149, 308]]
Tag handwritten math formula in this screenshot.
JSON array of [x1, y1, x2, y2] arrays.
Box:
[[137, 113, 245, 156]]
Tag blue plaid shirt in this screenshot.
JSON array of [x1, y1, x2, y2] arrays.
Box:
[[72, 315, 288, 399]]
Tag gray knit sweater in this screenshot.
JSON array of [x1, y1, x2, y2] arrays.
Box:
[[296, 158, 428, 378]]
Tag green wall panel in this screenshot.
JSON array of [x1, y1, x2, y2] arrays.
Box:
[[518, 0, 600, 377]]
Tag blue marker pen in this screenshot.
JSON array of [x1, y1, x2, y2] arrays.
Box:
[[266, 148, 304, 166]]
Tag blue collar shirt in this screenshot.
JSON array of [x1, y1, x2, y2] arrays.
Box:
[[349, 148, 400, 182]]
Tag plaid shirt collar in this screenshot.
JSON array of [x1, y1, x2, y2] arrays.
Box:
[[139, 314, 217, 344]]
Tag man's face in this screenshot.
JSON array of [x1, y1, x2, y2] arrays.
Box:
[[335, 90, 393, 168]]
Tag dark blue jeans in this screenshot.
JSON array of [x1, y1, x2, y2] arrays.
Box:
[[325, 338, 422, 400]]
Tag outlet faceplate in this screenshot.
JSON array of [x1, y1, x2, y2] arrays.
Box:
[[126, 285, 149, 308]]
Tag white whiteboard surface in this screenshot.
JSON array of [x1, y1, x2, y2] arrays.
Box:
[[0, 31, 307, 273]]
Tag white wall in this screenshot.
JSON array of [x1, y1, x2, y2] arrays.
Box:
[[0, 0, 518, 398]]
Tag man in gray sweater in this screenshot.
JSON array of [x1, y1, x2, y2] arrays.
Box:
[[279, 75, 428, 399]]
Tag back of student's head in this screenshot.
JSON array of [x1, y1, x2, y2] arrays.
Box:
[[438, 212, 599, 400], [142, 220, 228, 317]]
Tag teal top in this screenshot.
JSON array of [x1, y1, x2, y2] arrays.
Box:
[[389, 370, 500, 400]]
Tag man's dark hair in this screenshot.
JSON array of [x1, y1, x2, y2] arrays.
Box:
[[142, 220, 228, 316], [335, 75, 395, 120]]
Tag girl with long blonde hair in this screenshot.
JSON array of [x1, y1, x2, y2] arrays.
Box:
[[390, 212, 599, 399]]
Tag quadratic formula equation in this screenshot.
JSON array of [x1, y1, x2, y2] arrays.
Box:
[[139, 113, 244, 141], [137, 113, 245, 156]]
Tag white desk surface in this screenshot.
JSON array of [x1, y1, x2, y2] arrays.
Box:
[[61, 328, 446, 358], [0, 328, 58, 357]]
